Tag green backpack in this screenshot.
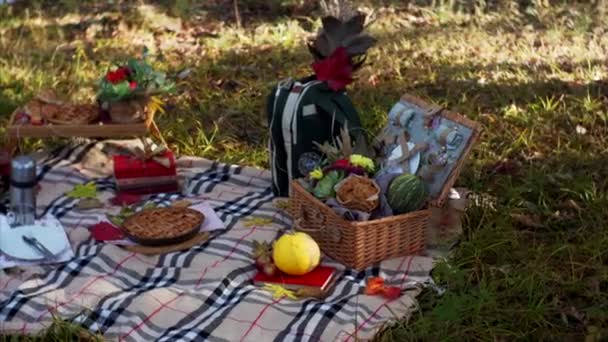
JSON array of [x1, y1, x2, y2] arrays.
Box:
[[266, 9, 375, 197], [267, 75, 363, 197]]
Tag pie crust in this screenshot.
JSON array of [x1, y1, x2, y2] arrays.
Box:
[[121, 207, 204, 241]]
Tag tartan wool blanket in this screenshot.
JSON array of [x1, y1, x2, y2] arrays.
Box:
[[0, 140, 434, 341]]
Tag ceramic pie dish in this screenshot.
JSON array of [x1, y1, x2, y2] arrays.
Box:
[[121, 207, 204, 246]]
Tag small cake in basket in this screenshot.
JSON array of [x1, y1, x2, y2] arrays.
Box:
[[335, 174, 380, 213]]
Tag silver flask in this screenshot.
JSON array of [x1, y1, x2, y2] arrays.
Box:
[[9, 156, 37, 226]]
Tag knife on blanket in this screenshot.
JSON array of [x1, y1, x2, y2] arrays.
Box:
[[22, 235, 56, 260]]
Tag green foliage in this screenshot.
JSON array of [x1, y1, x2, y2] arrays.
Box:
[[97, 53, 176, 103], [313, 170, 344, 199]]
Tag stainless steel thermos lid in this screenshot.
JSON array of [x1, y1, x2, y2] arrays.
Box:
[[10, 156, 36, 187]]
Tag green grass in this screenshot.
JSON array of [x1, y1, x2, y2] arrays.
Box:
[[1, 1, 607, 341]]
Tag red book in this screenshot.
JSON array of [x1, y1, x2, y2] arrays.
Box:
[[113, 151, 176, 179], [113, 151, 178, 195], [253, 266, 337, 291]]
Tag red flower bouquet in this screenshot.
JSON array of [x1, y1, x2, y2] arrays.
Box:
[[97, 53, 175, 104]]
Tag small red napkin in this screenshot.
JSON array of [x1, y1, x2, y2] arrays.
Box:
[[90, 221, 125, 241]]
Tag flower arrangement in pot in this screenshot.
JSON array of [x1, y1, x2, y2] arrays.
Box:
[[304, 126, 381, 215], [97, 51, 176, 124]]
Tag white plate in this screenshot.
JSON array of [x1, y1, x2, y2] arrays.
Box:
[[388, 142, 421, 174], [0, 216, 68, 261]]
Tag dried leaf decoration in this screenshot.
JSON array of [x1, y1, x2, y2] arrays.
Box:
[[170, 199, 193, 208], [107, 206, 135, 226], [148, 96, 166, 117], [243, 217, 274, 228], [364, 277, 402, 300], [273, 199, 291, 212], [67, 182, 97, 199], [141, 202, 157, 210], [262, 284, 298, 300], [308, 8, 376, 71], [296, 287, 329, 299]]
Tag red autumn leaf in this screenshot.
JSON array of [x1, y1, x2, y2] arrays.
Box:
[[311, 47, 354, 91], [365, 277, 386, 295], [382, 286, 402, 300], [110, 193, 141, 206], [90, 221, 124, 241]]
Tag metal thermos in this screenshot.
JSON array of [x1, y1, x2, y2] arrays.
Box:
[[9, 156, 37, 226]]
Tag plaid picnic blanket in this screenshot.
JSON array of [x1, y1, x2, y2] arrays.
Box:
[[0, 140, 434, 341]]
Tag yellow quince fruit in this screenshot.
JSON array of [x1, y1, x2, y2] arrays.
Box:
[[272, 232, 321, 276]]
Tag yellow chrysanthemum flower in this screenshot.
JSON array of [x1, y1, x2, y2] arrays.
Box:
[[349, 154, 375, 172], [309, 168, 324, 180]]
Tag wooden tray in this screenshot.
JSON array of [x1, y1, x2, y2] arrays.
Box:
[[6, 108, 154, 138], [123, 232, 210, 255]]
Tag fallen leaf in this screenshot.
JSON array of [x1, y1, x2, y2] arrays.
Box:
[[364, 277, 402, 300], [76, 198, 104, 210], [67, 182, 97, 199], [510, 213, 544, 228], [262, 284, 298, 300], [90, 221, 124, 241], [296, 287, 328, 299], [365, 277, 386, 295], [272, 199, 290, 210], [382, 287, 402, 300], [243, 217, 274, 227], [107, 206, 135, 226], [141, 202, 157, 210], [170, 200, 193, 208], [107, 214, 124, 227]]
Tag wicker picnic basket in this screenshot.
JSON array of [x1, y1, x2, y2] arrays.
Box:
[[289, 94, 482, 270]]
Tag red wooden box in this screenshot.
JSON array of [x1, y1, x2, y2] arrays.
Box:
[[113, 151, 178, 195]]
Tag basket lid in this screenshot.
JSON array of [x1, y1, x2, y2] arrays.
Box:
[[384, 94, 482, 207]]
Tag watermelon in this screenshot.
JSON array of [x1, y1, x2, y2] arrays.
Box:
[[386, 174, 428, 214]]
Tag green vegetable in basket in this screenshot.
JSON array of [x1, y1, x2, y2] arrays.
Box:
[[313, 170, 344, 199], [387, 174, 429, 214]]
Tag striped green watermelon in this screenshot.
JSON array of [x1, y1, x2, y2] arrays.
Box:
[[387, 174, 429, 214]]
